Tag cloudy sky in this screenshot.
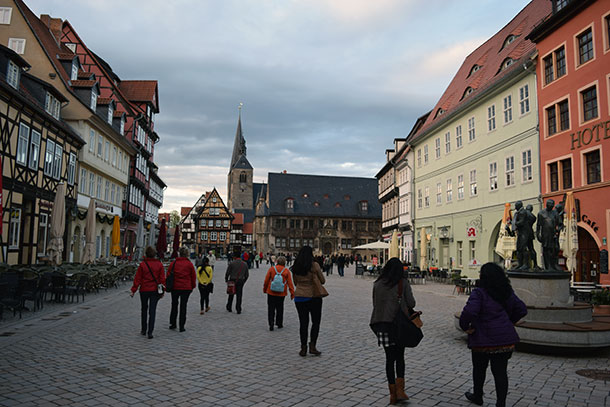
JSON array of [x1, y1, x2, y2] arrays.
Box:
[[29, 0, 530, 213]]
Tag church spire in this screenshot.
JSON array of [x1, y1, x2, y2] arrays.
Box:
[[230, 102, 248, 169]]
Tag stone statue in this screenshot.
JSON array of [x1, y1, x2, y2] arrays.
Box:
[[536, 199, 561, 271], [525, 204, 538, 269]]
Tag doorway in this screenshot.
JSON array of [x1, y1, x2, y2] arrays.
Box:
[[576, 227, 600, 283]]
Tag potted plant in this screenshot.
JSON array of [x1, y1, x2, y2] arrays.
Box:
[[591, 289, 610, 315]]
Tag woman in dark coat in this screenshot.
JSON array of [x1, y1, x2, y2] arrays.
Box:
[[370, 258, 415, 405], [130, 246, 165, 339], [459, 262, 527, 407]]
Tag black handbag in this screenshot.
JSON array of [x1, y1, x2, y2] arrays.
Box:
[[392, 280, 423, 348], [166, 261, 176, 292]]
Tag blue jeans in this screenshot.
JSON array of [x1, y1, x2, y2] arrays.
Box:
[[338, 266, 345, 276]]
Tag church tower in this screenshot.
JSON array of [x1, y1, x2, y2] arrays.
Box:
[[227, 105, 253, 212]]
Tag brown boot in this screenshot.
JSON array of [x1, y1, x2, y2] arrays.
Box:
[[395, 378, 409, 401], [309, 342, 321, 356], [388, 383, 397, 405], [299, 345, 307, 357]]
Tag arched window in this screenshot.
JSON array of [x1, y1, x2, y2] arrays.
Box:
[[501, 35, 517, 50], [468, 64, 481, 77], [461, 87, 474, 100], [497, 58, 514, 74], [239, 171, 247, 183]]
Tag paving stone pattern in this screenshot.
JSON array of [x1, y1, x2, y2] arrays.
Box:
[[1, 262, 609, 406]]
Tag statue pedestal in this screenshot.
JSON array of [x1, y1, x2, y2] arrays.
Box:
[[508, 270, 572, 307], [502, 270, 610, 349]]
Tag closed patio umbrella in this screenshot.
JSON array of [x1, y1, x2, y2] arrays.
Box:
[[47, 183, 66, 265], [135, 216, 144, 261], [81, 198, 96, 264], [156, 218, 167, 260], [170, 225, 180, 258], [110, 215, 122, 257], [495, 202, 516, 270], [389, 230, 399, 259], [420, 228, 428, 270], [559, 192, 578, 280]]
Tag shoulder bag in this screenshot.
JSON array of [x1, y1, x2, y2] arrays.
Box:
[[226, 263, 244, 295], [144, 261, 164, 295], [311, 267, 329, 298], [165, 261, 176, 292], [392, 279, 423, 348]]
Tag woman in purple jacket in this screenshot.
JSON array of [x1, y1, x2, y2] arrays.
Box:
[[459, 262, 527, 407]]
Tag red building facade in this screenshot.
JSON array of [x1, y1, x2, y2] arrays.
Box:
[[528, 0, 610, 284]]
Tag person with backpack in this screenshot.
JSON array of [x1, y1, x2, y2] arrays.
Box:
[[263, 256, 295, 331], [197, 256, 214, 314], [167, 247, 197, 332], [459, 262, 527, 407], [130, 246, 165, 339]]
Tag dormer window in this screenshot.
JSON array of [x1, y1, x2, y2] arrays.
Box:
[[461, 87, 474, 100], [501, 35, 518, 50], [286, 198, 294, 209], [70, 60, 78, 81], [107, 103, 114, 124], [344, 194, 351, 200], [468, 64, 481, 77], [435, 108, 445, 119], [119, 117, 125, 135], [498, 58, 514, 74], [6, 60, 20, 89], [313, 201, 320, 207], [302, 193, 309, 198], [360, 201, 368, 212], [90, 86, 97, 111], [334, 202, 341, 208], [45, 92, 61, 120]]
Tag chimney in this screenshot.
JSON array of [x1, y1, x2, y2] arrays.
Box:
[[40, 14, 63, 45]]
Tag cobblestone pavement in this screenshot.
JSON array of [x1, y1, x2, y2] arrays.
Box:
[[1, 262, 609, 406]]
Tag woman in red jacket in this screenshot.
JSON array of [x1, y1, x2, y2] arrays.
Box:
[[130, 246, 165, 339], [167, 247, 197, 332]]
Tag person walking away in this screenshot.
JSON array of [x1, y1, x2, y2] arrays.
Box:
[[459, 262, 527, 407], [225, 251, 249, 313], [130, 246, 165, 339], [197, 256, 214, 314], [370, 258, 415, 404], [323, 256, 331, 276], [292, 245, 328, 356], [168, 247, 197, 332], [337, 254, 346, 277], [263, 256, 295, 331], [208, 251, 216, 270]]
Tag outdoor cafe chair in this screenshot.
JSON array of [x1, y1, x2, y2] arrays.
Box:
[[50, 272, 67, 303], [0, 273, 22, 319], [66, 274, 89, 303], [19, 277, 43, 312]]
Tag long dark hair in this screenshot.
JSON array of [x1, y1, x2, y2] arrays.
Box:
[[375, 257, 404, 287], [479, 262, 512, 306], [292, 246, 314, 276]]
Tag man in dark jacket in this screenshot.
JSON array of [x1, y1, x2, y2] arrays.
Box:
[[225, 251, 249, 314]]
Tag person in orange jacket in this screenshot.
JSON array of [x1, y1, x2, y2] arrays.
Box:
[[263, 256, 295, 331], [130, 246, 165, 339], [167, 247, 197, 332]]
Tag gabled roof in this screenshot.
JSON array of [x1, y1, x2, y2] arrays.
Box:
[[181, 207, 191, 217], [266, 173, 381, 218], [232, 213, 244, 225], [243, 223, 253, 234], [411, 0, 550, 143]]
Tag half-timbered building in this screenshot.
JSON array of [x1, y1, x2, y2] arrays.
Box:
[[0, 44, 84, 264], [195, 188, 233, 256]]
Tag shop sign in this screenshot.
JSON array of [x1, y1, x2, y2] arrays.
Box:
[[467, 227, 477, 237], [581, 214, 599, 233], [570, 120, 610, 150]]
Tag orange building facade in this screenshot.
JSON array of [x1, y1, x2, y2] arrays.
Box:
[[528, 0, 610, 284]]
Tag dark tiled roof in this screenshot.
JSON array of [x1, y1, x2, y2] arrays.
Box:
[[57, 52, 75, 61], [267, 173, 380, 218], [97, 97, 112, 105], [411, 0, 551, 142], [232, 155, 252, 170], [253, 182, 265, 202]]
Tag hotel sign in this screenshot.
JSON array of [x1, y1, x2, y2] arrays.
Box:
[[570, 120, 610, 150]]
